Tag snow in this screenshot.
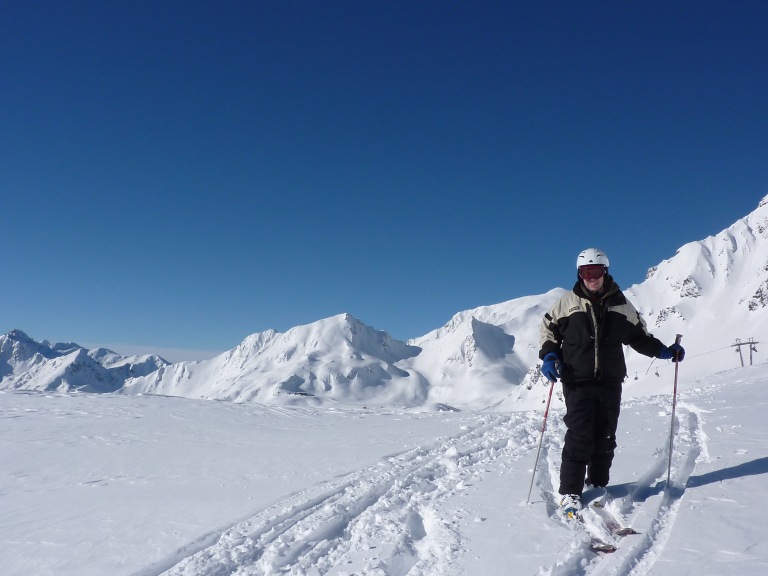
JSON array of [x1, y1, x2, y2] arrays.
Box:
[[2, 364, 767, 575]]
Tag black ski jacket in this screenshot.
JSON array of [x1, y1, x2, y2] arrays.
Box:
[[539, 275, 665, 385]]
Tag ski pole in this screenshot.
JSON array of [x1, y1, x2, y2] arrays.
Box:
[[666, 334, 683, 489], [526, 377, 556, 504]]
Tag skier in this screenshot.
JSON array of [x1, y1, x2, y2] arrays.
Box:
[[539, 248, 685, 518]]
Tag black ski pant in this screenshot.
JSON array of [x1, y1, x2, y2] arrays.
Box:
[[559, 381, 622, 496]]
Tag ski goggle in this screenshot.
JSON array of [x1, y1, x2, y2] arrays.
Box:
[[579, 265, 606, 281]]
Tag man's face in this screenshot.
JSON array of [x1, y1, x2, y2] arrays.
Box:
[[579, 265, 606, 293]]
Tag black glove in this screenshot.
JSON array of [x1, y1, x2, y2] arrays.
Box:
[[658, 343, 685, 362]]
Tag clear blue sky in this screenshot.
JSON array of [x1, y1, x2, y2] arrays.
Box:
[[3, 1, 767, 360]]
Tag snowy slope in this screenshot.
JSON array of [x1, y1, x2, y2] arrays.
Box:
[[2, 363, 765, 575], [623, 195, 768, 394]]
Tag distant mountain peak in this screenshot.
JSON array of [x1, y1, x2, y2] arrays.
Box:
[[7, 328, 32, 342], [0, 331, 167, 392]]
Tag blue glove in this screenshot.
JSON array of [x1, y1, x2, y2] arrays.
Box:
[[658, 343, 685, 362], [541, 352, 562, 381]]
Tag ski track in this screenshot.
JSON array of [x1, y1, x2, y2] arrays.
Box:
[[132, 397, 709, 576], [537, 401, 707, 576], [139, 412, 541, 576]]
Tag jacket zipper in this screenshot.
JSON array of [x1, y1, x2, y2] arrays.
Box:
[[587, 303, 600, 377]]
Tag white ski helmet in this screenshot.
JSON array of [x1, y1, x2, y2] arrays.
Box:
[[576, 248, 609, 268]]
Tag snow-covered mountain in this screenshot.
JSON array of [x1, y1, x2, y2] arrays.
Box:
[[123, 313, 425, 405], [401, 290, 564, 409], [623, 194, 768, 385], [3, 195, 768, 407], [0, 329, 168, 393]]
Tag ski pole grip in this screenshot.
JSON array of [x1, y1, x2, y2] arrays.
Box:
[[674, 334, 683, 362]]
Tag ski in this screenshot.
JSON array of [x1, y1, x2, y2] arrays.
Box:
[[576, 512, 619, 553], [590, 541, 618, 553], [554, 489, 636, 555], [558, 509, 618, 554], [588, 494, 639, 537]]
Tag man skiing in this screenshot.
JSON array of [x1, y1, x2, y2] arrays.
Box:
[[539, 248, 685, 519]]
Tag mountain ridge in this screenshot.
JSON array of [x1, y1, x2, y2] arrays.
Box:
[[3, 195, 768, 409]]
